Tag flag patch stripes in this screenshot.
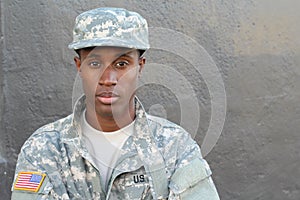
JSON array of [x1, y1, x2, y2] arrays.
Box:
[[14, 172, 46, 192]]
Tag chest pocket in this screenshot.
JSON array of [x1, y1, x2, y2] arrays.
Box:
[[113, 168, 152, 200]]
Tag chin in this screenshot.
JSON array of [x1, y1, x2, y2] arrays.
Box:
[[95, 105, 113, 117]]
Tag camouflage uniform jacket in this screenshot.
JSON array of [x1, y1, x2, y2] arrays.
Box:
[[12, 96, 220, 200]]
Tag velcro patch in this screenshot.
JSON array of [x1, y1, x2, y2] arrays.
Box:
[[14, 172, 46, 192]]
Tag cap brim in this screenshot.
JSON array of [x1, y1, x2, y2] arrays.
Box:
[[68, 38, 150, 50]]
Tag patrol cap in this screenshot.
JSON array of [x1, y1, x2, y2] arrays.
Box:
[[68, 7, 150, 50]]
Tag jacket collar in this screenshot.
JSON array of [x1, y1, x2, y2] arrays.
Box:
[[61, 94, 151, 155]]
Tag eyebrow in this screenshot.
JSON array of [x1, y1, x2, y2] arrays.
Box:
[[114, 50, 137, 60], [86, 53, 101, 59]]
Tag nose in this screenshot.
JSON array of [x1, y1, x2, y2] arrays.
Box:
[[98, 66, 117, 86]]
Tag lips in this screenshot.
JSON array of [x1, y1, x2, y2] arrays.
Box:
[[96, 91, 119, 104]]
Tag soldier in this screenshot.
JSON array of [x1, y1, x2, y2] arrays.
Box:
[[11, 7, 220, 199]]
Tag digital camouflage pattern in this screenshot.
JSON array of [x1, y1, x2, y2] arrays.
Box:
[[12, 96, 220, 199], [68, 7, 150, 50]]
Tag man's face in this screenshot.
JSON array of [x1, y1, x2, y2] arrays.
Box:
[[74, 46, 145, 120]]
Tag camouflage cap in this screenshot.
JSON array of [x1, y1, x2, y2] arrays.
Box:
[[68, 7, 150, 50]]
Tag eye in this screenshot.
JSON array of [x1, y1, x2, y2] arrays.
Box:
[[88, 61, 102, 68], [115, 61, 129, 68]]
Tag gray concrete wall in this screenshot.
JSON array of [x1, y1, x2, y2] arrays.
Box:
[[1, 0, 300, 199]]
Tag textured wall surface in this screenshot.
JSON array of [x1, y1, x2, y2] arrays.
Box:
[[1, 0, 300, 199]]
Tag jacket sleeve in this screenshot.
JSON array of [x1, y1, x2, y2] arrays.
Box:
[[10, 129, 65, 200], [167, 130, 220, 200], [168, 158, 220, 200], [11, 146, 54, 200]]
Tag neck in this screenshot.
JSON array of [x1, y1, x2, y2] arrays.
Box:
[[85, 105, 135, 132]]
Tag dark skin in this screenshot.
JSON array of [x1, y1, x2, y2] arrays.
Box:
[[74, 46, 145, 132]]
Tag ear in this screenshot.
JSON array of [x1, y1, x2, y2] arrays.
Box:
[[138, 57, 146, 75], [74, 56, 82, 73]]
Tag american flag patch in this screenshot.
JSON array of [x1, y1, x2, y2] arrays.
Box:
[[14, 172, 46, 192]]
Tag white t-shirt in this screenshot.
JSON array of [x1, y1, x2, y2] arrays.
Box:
[[80, 110, 134, 189]]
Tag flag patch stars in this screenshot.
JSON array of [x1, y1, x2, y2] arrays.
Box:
[[14, 172, 46, 192]]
